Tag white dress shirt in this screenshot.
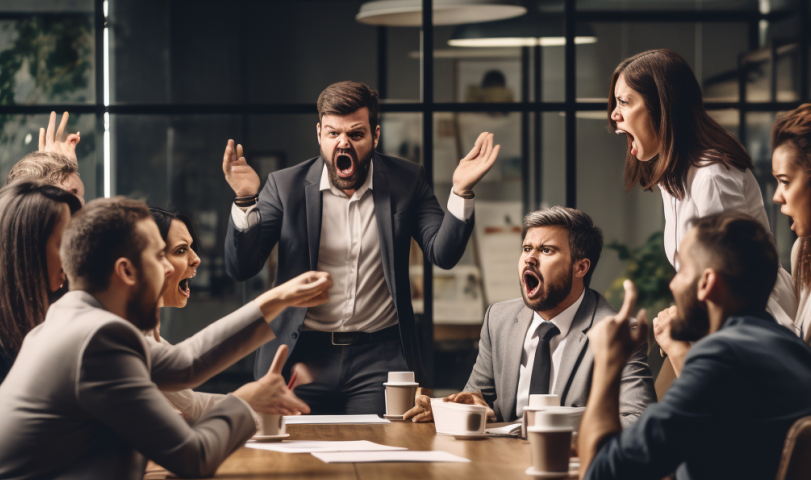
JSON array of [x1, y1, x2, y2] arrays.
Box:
[[660, 160, 797, 331], [515, 289, 585, 418], [231, 159, 474, 332]]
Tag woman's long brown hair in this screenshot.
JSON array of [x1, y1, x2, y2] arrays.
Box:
[[608, 49, 753, 200], [0, 180, 82, 357], [772, 104, 811, 294]]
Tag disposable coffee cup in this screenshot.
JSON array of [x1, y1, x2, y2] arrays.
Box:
[[384, 371, 418, 416], [258, 413, 286, 436], [522, 394, 560, 438], [527, 411, 573, 474]]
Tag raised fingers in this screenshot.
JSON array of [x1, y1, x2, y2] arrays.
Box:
[[617, 280, 638, 321], [46, 111, 56, 146], [56, 112, 69, 141], [39, 128, 46, 150], [269, 345, 289, 375]]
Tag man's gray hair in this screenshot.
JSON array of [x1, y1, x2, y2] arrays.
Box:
[[522, 206, 604, 287], [6, 152, 78, 187]]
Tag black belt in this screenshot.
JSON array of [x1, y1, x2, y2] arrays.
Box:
[[300, 325, 400, 346]]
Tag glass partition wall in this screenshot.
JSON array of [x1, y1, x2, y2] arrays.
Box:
[[0, 0, 807, 391]]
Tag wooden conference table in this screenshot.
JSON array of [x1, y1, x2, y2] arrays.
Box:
[[146, 421, 562, 480]]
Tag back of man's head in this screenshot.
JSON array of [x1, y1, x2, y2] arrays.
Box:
[[690, 213, 778, 313], [522, 206, 604, 287], [61, 197, 151, 293], [6, 152, 78, 186]]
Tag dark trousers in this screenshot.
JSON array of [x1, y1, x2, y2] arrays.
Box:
[[284, 332, 409, 415]]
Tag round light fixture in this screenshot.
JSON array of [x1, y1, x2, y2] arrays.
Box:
[[356, 0, 527, 27], [448, 9, 597, 47]]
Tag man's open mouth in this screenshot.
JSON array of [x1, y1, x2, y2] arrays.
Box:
[[523, 269, 541, 298], [615, 129, 638, 157], [335, 150, 355, 178]]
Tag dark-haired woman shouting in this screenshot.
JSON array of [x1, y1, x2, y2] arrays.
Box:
[[608, 49, 796, 372]]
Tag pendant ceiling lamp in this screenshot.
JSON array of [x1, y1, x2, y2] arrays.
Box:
[[356, 0, 527, 27], [448, 6, 596, 47]]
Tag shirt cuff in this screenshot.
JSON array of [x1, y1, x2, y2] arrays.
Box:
[[230, 203, 260, 231], [447, 188, 474, 221]]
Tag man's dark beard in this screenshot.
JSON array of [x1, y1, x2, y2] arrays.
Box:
[[324, 148, 373, 191], [670, 278, 710, 342], [521, 263, 574, 312], [125, 272, 161, 331]]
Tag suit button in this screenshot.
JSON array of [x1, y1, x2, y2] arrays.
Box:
[[292, 332, 298, 339]]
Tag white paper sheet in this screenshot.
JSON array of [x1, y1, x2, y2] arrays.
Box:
[[283, 414, 390, 425], [246, 440, 406, 454], [312, 450, 471, 463]]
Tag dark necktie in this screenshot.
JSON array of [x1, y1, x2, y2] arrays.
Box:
[[529, 322, 561, 395]]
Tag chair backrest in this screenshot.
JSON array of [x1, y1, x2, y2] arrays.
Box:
[[775, 416, 811, 480]]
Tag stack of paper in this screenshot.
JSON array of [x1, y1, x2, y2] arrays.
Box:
[[313, 451, 470, 463], [284, 414, 390, 425], [246, 441, 405, 453]]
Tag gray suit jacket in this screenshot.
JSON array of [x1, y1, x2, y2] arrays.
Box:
[[463, 289, 655, 425], [225, 153, 474, 383], [0, 291, 270, 480]]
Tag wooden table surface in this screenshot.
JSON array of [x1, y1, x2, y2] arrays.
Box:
[[148, 421, 568, 480]]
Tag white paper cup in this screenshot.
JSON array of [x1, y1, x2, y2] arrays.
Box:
[[258, 413, 286, 436], [385, 385, 418, 415], [387, 371, 416, 384], [529, 394, 560, 408], [528, 411, 573, 473]]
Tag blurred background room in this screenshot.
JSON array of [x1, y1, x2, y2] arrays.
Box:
[[1, 0, 808, 394]]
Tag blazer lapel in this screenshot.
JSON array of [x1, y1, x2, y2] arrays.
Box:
[[503, 307, 534, 419], [372, 154, 396, 301], [304, 158, 324, 271], [553, 289, 597, 399]]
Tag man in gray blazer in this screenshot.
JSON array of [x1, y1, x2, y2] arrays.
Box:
[[406, 207, 655, 425], [0, 197, 330, 480], [222, 81, 499, 414]]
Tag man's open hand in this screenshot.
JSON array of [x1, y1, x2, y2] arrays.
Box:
[[452, 132, 500, 196], [222, 139, 261, 197], [39, 111, 80, 160]]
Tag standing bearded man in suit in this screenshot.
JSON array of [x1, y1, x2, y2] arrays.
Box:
[[222, 81, 500, 415], [406, 207, 655, 425]]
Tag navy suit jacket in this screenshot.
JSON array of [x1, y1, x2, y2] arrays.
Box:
[[225, 152, 474, 383], [586, 312, 811, 480]]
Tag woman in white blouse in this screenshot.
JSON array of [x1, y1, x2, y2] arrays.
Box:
[[146, 208, 311, 423], [607, 49, 797, 372], [771, 104, 811, 344]]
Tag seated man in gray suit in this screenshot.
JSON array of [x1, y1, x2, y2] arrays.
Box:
[[405, 206, 655, 424], [0, 197, 330, 480]]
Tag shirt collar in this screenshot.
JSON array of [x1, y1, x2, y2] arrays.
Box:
[[531, 288, 586, 340], [320, 158, 374, 199]]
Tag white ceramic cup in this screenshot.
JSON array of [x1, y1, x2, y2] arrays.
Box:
[[258, 413, 286, 436], [527, 411, 573, 473], [430, 399, 487, 435]]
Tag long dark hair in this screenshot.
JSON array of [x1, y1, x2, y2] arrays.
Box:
[[0, 180, 82, 356], [608, 49, 753, 200], [148, 207, 199, 252], [771, 104, 811, 293]]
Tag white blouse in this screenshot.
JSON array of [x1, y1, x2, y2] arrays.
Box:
[[660, 161, 798, 332], [791, 239, 811, 343]]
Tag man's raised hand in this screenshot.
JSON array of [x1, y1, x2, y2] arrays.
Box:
[[588, 280, 648, 369], [39, 111, 80, 160], [222, 139, 261, 197], [234, 345, 310, 416], [452, 132, 500, 196]]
